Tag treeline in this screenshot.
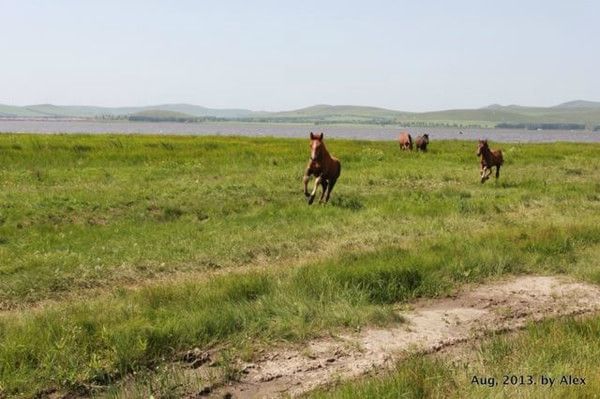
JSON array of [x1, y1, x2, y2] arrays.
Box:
[[235, 117, 486, 128], [95, 114, 227, 122], [496, 123, 586, 130], [392, 121, 485, 128], [234, 117, 390, 124], [92, 115, 595, 130], [98, 114, 128, 120], [127, 115, 227, 123]]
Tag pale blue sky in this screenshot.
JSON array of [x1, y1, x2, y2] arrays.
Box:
[[1, 0, 598, 111]]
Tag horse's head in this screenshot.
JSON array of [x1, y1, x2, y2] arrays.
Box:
[[476, 139, 488, 156], [422, 134, 430, 143], [309, 132, 324, 161]]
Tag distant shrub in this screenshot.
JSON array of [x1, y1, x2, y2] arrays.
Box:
[[147, 205, 185, 221], [108, 139, 124, 148], [360, 147, 385, 162], [563, 167, 583, 176], [496, 122, 585, 130], [73, 144, 92, 153], [331, 195, 364, 211], [337, 266, 424, 304], [162, 206, 184, 221], [160, 142, 175, 151]]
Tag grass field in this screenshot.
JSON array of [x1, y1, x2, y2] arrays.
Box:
[[0, 134, 599, 397]]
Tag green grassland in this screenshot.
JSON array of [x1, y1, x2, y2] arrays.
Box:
[[0, 134, 599, 397]]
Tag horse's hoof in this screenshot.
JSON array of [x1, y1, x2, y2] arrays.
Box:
[[304, 192, 310, 198], [308, 196, 315, 205]]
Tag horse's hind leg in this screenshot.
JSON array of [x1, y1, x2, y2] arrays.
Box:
[[319, 180, 328, 203], [324, 178, 337, 203], [495, 165, 501, 179]]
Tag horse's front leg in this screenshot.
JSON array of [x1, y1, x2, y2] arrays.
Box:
[[303, 170, 311, 197], [480, 166, 488, 183], [308, 176, 322, 205]]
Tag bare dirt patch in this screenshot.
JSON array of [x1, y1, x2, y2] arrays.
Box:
[[195, 276, 600, 398]]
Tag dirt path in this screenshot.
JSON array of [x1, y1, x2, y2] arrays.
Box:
[[197, 276, 600, 398]]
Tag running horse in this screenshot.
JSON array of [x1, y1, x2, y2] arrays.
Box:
[[303, 132, 341, 205], [476, 139, 503, 183], [398, 132, 413, 151], [415, 134, 430, 152]]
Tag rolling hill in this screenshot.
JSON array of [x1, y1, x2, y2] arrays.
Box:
[[262, 103, 600, 127], [0, 104, 255, 119], [269, 104, 407, 118], [552, 100, 600, 109], [127, 109, 212, 122], [1, 101, 600, 127]]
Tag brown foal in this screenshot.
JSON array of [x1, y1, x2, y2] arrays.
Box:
[[303, 132, 341, 205], [476, 139, 503, 183]]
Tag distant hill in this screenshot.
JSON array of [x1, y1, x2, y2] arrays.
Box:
[[127, 109, 223, 122], [272, 104, 406, 118], [0, 104, 256, 119], [0, 104, 45, 118], [259, 102, 600, 127], [257, 105, 408, 123], [552, 100, 600, 109], [148, 104, 255, 118], [1, 100, 600, 128], [402, 106, 600, 126], [24, 104, 141, 118]]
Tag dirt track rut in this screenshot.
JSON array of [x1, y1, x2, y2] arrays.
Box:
[[200, 276, 600, 398]]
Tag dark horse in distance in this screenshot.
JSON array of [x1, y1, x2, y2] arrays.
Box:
[[415, 134, 430, 152], [477, 139, 503, 183], [303, 132, 341, 205]]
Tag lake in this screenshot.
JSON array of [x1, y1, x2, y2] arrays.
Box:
[[0, 120, 598, 143]]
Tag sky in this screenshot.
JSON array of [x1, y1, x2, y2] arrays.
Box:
[[1, 0, 598, 111]]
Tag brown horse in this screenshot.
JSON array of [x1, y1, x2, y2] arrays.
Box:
[[476, 139, 503, 183], [303, 132, 341, 205], [398, 132, 413, 150], [415, 134, 429, 152]]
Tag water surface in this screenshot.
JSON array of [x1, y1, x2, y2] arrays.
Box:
[[0, 120, 598, 143]]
